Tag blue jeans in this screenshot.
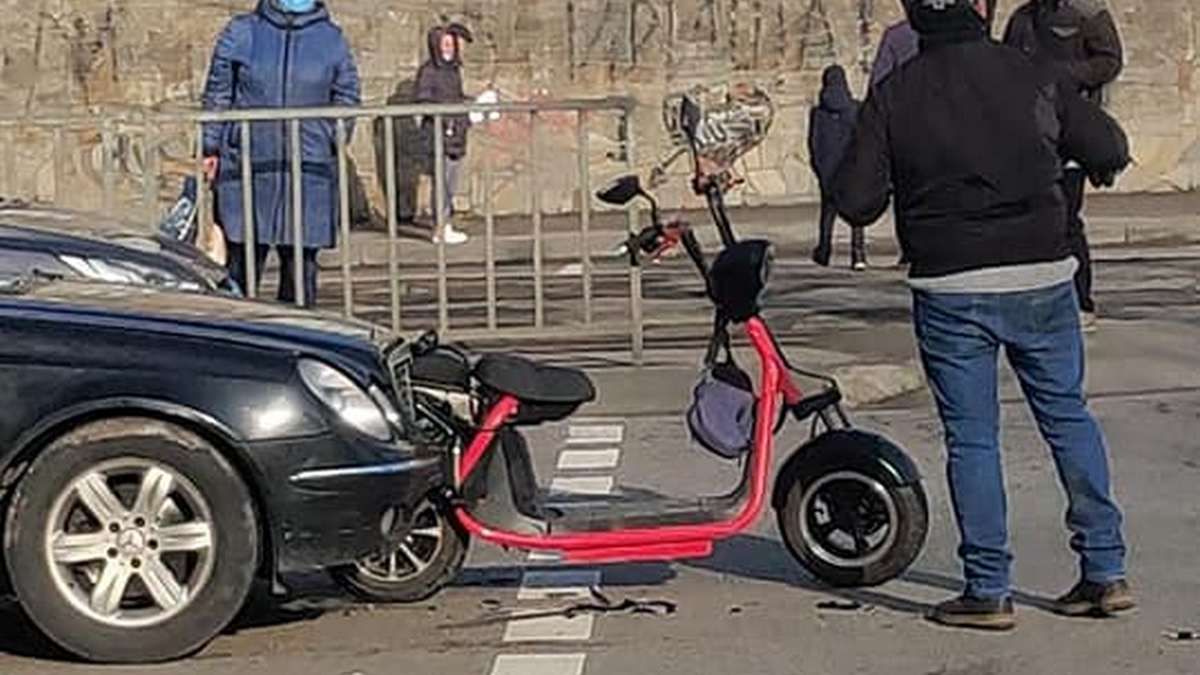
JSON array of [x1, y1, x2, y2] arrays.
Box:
[[913, 282, 1126, 599]]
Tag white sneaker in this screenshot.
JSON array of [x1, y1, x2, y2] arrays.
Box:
[[1080, 311, 1098, 333], [433, 223, 468, 245]]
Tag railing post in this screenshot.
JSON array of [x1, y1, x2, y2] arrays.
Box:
[[53, 127, 67, 206], [484, 155, 498, 331], [624, 107, 644, 364], [577, 110, 593, 325], [530, 111, 544, 329], [240, 120, 258, 298], [289, 119, 305, 308], [433, 114, 449, 334], [3, 125, 15, 197], [383, 115, 401, 333], [194, 123, 207, 263], [101, 118, 116, 214], [142, 122, 159, 222], [336, 118, 354, 318]]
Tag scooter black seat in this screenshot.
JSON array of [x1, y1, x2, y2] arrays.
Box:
[[411, 346, 472, 391], [475, 355, 596, 424]]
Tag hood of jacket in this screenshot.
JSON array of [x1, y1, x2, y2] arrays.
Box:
[[818, 65, 855, 112], [427, 25, 461, 68], [256, 0, 330, 29]]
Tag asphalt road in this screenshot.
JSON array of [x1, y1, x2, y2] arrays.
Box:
[[1, 254, 1197, 674]]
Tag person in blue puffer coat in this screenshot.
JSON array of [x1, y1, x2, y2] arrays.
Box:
[[201, 0, 361, 306]]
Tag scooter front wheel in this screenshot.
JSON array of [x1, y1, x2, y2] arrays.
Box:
[[331, 497, 468, 603], [777, 464, 927, 588]]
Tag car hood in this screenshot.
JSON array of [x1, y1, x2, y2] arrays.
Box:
[[2, 278, 406, 363]]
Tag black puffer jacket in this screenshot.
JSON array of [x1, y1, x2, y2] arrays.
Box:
[[808, 65, 860, 188], [415, 25, 471, 159], [834, 3, 1130, 279], [1003, 0, 1123, 104]]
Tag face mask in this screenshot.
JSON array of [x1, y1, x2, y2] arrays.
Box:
[[276, 0, 316, 13]]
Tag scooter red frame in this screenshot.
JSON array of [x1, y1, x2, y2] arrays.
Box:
[[451, 316, 803, 564]]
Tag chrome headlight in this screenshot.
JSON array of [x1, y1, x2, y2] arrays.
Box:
[[298, 359, 393, 441]]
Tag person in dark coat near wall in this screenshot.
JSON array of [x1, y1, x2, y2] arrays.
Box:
[[835, 0, 1134, 632], [1004, 0, 1124, 330], [415, 22, 474, 245], [202, 0, 361, 307], [808, 65, 867, 270]]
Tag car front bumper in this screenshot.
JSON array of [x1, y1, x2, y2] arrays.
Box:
[[245, 433, 446, 582]]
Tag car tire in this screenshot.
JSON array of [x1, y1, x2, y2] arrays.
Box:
[[331, 497, 467, 604], [3, 419, 259, 663], [777, 464, 928, 588]]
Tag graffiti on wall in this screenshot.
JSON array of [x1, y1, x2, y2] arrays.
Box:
[[562, 0, 878, 76]]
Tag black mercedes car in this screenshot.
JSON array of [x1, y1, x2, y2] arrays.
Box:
[[0, 274, 449, 663], [0, 201, 237, 295]]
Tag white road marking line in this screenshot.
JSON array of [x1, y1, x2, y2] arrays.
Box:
[[503, 613, 595, 642], [491, 421, 625, 672], [517, 569, 602, 601], [490, 654, 587, 675], [550, 475, 614, 495], [567, 424, 624, 445], [557, 448, 621, 471]]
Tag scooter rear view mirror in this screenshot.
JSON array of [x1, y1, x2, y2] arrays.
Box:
[[596, 175, 643, 206]]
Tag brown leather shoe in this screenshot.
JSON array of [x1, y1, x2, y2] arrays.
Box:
[[927, 595, 1016, 631], [1055, 579, 1136, 617]]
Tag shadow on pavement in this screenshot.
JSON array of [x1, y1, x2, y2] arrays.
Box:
[[685, 534, 1058, 616]]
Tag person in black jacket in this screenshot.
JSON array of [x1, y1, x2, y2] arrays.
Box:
[[808, 65, 867, 270], [415, 22, 474, 245], [836, 0, 1133, 631], [1004, 0, 1124, 328]]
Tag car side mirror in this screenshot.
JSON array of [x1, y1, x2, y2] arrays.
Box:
[[596, 175, 644, 206]]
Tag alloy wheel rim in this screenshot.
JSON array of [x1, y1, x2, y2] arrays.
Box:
[[798, 471, 899, 569], [354, 500, 446, 582], [44, 458, 216, 629]]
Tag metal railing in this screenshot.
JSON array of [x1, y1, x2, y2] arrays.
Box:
[[0, 97, 648, 358]]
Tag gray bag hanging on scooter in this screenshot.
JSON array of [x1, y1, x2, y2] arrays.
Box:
[[687, 324, 756, 460]]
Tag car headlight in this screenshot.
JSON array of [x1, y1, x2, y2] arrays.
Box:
[[298, 359, 393, 441]]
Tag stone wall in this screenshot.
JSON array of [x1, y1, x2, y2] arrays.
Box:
[[0, 0, 1196, 217]]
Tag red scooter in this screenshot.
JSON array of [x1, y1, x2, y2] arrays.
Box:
[[332, 100, 929, 603]]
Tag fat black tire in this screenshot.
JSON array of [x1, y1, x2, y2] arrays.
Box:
[[331, 499, 467, 604], [3, 419, 259, 663], [777, 465, 928, 588]]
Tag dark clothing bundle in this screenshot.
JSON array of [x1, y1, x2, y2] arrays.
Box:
[[415, 25, 471, 159], [834, 12, 1129, 280], [1003, 0, 1123, 104]]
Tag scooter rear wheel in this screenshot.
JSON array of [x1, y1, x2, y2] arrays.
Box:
[[777, 466, 927, 588], [331, 498, 467, 603]]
